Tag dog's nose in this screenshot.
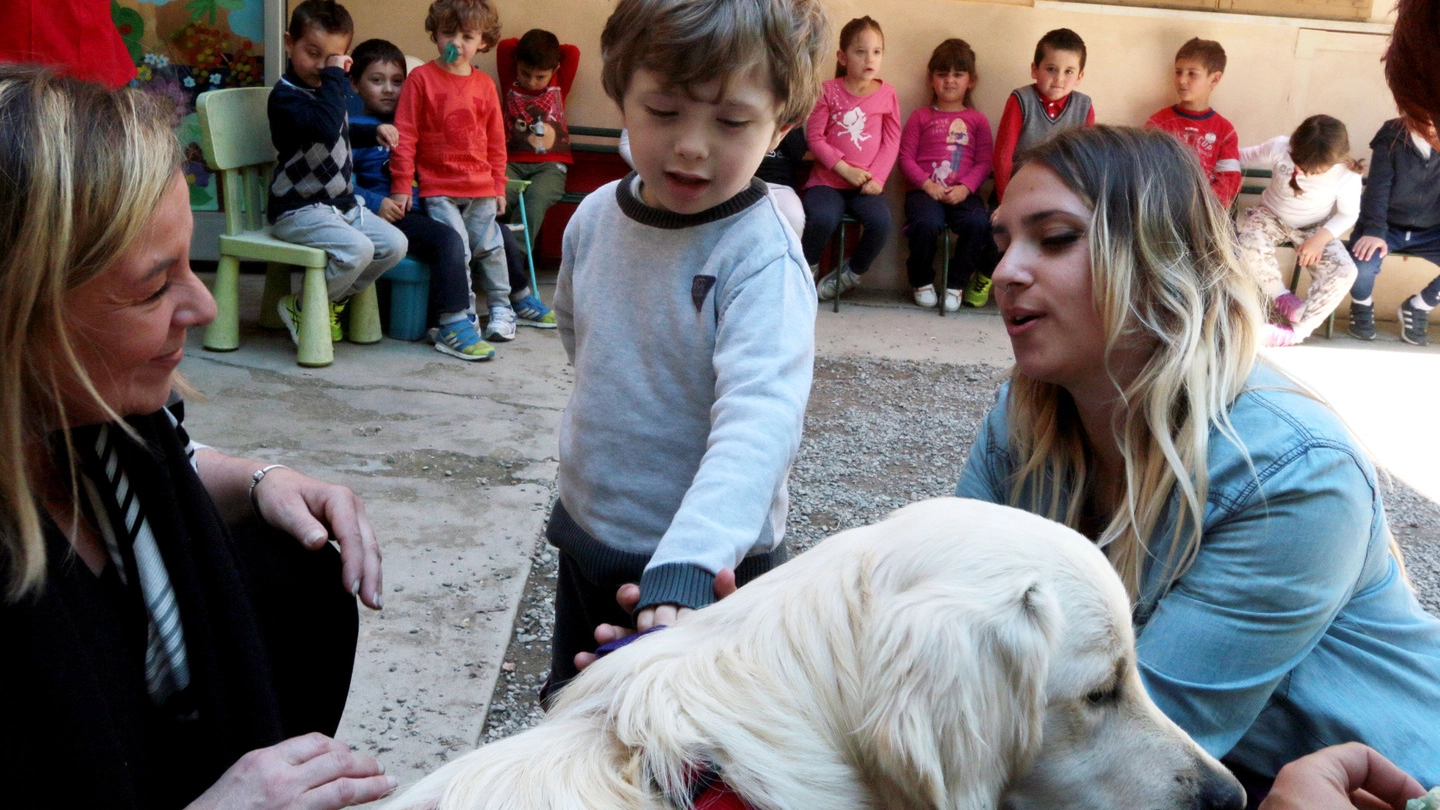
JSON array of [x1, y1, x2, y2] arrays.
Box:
[[1197, 768, 1246, 810]]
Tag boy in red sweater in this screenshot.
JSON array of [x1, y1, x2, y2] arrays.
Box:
[[497, 29, 579, 265], [1145, 38, 1241, 208], [389, 0, 516, 342]]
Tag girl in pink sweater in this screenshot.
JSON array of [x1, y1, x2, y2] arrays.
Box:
[[800, 16, 901, 301], [899, 39, 997, 312]]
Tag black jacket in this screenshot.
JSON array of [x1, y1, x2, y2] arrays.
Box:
[[1356, 118, 1440, 239]]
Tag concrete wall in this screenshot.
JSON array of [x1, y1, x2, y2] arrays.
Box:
[[328, 0, 1431, 317]]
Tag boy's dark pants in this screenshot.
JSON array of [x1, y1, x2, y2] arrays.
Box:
[[542, 499, 785, 705], [393, 211, 470, 317], [1347, 223, 1440, 305]]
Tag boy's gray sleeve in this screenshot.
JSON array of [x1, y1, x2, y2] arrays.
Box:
[[554, 216, 577, 363], [637, 254, 816, 610]]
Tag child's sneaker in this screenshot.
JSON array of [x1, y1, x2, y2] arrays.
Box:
[[816, 264, 860, 301], [329, 300, 346, 342], [1262, 323, 1303, 347], [1347, 302, 1376, 341], [944, 288, 962, 312], [512, 294, 557, 328], [962, 273, 993, 307], [431, 318, 495, 361], [1273, 292, 1305, 325], [485, 304, 518, 342], [912, 284, 938, 309], [277, 294, 302, 345], [1399, 298, 1430, 346]]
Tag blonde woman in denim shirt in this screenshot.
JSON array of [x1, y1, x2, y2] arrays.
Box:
[[959, 126, 1440, 796]]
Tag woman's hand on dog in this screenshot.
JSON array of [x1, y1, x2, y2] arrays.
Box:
[[1259, 743, 1424, 810], [185, 732, 397, 810], [573, 569, 737, 671]]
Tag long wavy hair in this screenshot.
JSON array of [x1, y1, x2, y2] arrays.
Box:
[[1004, 126, 1264, 599], [0, 66, 182, 601]]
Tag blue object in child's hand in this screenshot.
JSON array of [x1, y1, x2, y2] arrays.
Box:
[[442, 43, 460, 63], [594, 625, 667, 659]]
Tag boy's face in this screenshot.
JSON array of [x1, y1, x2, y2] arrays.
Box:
[[516, 63, 556, 92], [433, 27, 487, 70], [1172, 58, 1221, 111], [285, 26, 352, 87], [1031, 47, 1084, 102], [352, 60, 405, 117], [621, 67, 789, 215]]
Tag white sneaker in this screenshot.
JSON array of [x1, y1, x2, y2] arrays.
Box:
[[913, 285, 938, 308], [817, 265, 860, 301], [484, 304, 518, 342], [944, 289, 962, 312]]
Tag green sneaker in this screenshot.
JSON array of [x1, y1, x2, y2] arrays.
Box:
[[277, 294, 302, 345], [962, 273, 993, 307], [431, 318, 495, 361], [329, 300, 347, 342]]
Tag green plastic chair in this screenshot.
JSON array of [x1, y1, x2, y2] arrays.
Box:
[[196, 87, 381, 367]]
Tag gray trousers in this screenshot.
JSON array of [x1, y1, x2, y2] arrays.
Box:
[[1237, 205, 1357, 340], [425, 196, 510, 308], [270, 201, 407, 302]]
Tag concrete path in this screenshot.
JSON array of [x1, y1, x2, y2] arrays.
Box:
[[178, 275, 1440, 789]]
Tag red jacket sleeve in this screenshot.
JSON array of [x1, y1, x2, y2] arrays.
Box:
[[1213, 125, 1242, 207], [496, 38, 517, 94], [1085, 105, 1096, 125], [556, 44, 580, 97], [484, 76, 508, 194], [389, 71, 422, 195], [992, 94, 1023, 201]]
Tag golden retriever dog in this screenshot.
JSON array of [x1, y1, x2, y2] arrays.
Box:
[[385, 497, 1245, 810]]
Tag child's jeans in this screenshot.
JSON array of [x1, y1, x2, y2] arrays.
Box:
[[799, 186, 891, 274], [1348, 223, 1440, 306], [903, 191, 997, 290], [425, 196, 510, 308], [1237, 205, 1357, 340], [505, 162, 567, 253], [270, 201, 407, 302]]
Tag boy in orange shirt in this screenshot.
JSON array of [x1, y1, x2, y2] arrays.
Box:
[[389, 0, 515, 342]]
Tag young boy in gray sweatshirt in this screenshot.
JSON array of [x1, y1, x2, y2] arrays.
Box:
[[543, 0, 828, 699]]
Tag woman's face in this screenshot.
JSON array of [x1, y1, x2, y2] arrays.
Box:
[[59, 172, 216, 424], [990, 163, 1109, 393]]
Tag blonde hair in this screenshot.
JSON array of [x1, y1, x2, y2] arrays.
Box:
[[1005, 126, 1264, 599], [600, 0, 828, 130], [0, 66, 182, 601]]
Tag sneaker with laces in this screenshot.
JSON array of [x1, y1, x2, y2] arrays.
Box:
[[944, 288, 962, 312], [328, 300, 346, 342], [912, 284, 938, 308], [1399, 298, 1431, 345], [277, 294, 303, 345], [1273, 292, 1305, 325], [1262, 323, 1303, 347], [511, 294, 557, 328], [816, 265, 860, 301], [962, 273, 993, 307], [1347, 303, 1376, 341], [485, 304, 518, 342], [431, 318, 495, 361]]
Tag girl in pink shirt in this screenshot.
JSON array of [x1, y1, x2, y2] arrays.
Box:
[[899, 39, 997, 312], [800, 16, 901, 301]]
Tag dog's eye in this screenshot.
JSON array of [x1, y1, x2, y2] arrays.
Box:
[[1085, 685, 1119, 706]]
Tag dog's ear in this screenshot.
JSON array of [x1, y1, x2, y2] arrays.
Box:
[[854, 578, 1059, 810]]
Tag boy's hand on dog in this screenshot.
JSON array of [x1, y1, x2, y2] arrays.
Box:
[[573, 569, 737, 671], [185, 732, 396, 810], [1259, 743, 1423, 810]]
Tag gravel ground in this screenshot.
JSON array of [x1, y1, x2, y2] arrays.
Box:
[[481, 356, 1440, 741]]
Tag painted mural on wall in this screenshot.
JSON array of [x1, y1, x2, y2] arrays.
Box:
[[114, 0, 267, 210]]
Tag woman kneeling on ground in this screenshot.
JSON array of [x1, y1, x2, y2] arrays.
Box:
[[956, 124, 1440, 798], [0, 66, 394, 810]]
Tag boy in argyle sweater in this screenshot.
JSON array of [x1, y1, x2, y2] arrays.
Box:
[[268, 0, 406, 343]]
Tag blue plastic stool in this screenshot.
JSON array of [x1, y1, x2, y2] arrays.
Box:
[[378, 257, 431, 341]]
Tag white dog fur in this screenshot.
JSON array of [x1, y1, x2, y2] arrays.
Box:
[[384, 497, 1245, 810]]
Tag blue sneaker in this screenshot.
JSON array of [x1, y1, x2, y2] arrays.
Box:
[[431, 319, 495, 361], [512, 294, 557, 328]]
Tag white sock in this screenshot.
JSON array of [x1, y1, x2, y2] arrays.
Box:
[[1412, 294, 1435, 311], [439, 312, 468, 326], [1352, 296, 1373, 307]]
